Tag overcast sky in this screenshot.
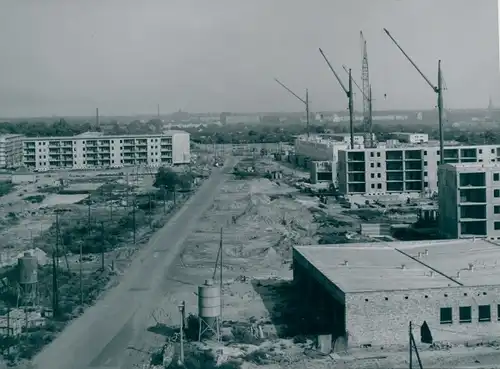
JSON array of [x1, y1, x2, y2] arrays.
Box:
[[0, 0, 498, 117]]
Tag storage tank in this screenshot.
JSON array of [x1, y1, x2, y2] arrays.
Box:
[[198, 279, 221, 326], [18, 252, 38, 285]]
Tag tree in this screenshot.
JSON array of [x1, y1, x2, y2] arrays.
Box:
[[154, 167, 179, 190]]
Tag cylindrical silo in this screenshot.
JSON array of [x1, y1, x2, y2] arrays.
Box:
[[18, 252, 38, 285], [198, 279, 221, 327]]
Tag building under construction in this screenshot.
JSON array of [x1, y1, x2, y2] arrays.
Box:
[[293, 239, 500, 348]]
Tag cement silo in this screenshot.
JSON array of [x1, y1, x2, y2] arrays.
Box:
[[198, 279, 221, 341], [18, 252, 38, 305]]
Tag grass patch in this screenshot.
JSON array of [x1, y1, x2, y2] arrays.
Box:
[[0, 181, 14, 197]]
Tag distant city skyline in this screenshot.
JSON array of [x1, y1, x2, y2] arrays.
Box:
[[0, 0, 499, 117]]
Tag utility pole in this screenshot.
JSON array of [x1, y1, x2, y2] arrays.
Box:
[[274, 78, 310, 138], [163, 187, 166, 214], [82, 198, 90, 307], [384, 28, 445, 165], [51, 241, 58, 318], [219, 227, 223, 323], [148, 193, 152, 227], [55, 211, 60, 269], [178, 301, 185, 365], [319, 48, 355, 148], [96, 108, 100, 130], [132, 197, 136, 244], [409, 321, 412, 369], [100, 221, 105, 271]]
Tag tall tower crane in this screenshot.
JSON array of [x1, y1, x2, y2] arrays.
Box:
[[360, 31, 373, 148], [274, 78, 310, 137], [319, 48, 355, 148], [384, 28, 445, 165]]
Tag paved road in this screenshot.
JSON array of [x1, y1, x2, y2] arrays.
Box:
[[32, 159, 237, 369]]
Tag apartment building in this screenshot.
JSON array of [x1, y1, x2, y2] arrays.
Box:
[[337, 142, 500, 196], [0, 134, 25, 169], [22, 131, 190, 171], [438, 163, 500, 240]]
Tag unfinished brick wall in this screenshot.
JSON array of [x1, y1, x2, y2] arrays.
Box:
[[345, 285, 500, 348]]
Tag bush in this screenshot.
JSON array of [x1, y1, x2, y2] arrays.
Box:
[[0, 181, 14, 197], [24, 195, 45, 203]]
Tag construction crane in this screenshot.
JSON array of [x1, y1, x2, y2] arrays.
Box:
[[360, 31, 373, 148], [384, 28, 445, 165], [319, 48, 355, 148], [342, 64, 375, 148], [274, 78, 310, 137]]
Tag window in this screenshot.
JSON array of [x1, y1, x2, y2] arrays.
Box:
[[370, 152, 374, 157], [479, 149, 483, 154], [459, 306, 472, 323], [424, 161, 428, 166], [424, 171, 428, 177], [479, 305, 491, 322], [377, 152, 380, 157], [377, 183, 382, 189], [370, 163, 374, 168], [495, 206, 500, 214], [495, 173, 500, 181], [495, 222, 500, 230], [440, 307, 452, 324], [497, 305, 500, 321], [495, 190, 500, 198], [371, 184, 375, 189], [370, 173, 375, 178], [377, 173, 381, 178], [424, 150, 427, 155], [377, 163, 381, 168]]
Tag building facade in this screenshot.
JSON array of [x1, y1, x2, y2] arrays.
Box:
[[438, 162, 500, 239], [0, 134, 25, 169], [22, 131, 190, 171], [337, 142, 500, 196], [293, 240, 500, 348]]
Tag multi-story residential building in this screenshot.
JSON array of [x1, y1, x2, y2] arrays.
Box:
[[337, 142, 500, 196], [438, 162, 500, 240], [0, 134, 25, 169], [22, 131, 190, 171]]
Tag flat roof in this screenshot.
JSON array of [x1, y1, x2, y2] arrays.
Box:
[[442, 162, 500, 171], [23, 130, 188, 141], [293, 239, 500, 293]]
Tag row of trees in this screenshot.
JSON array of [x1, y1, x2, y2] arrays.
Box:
[[154, 167, 194, 191]]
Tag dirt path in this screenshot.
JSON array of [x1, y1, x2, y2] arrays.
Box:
[[31, 158, 238, 369]]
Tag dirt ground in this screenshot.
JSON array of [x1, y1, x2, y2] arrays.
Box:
[[135, 157, 500, 369]]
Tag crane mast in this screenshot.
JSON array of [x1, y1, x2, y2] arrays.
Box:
[[319, 48, 355, 148], [360, 31, 373, 148], [383, 28, 444, 165]]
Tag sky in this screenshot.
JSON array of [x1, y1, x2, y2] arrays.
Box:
[[0, 0, 498, 117]]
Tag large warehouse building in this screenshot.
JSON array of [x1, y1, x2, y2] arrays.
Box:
[[293, 239, 500, 348], [22, 130, 190, 171]]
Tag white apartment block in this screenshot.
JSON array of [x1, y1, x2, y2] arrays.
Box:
[[22, 131, 190, 171], [337, 142, 500, 196], [0, 134, 24, 169], [391, 132, 428, 144], [438, 163, 500, 240]]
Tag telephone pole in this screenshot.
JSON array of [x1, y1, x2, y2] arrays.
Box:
[[101, 221, 105, 271], [132, 197, 136, 244]]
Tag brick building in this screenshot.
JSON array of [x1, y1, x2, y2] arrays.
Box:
[[293, 239, 500, 348]]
